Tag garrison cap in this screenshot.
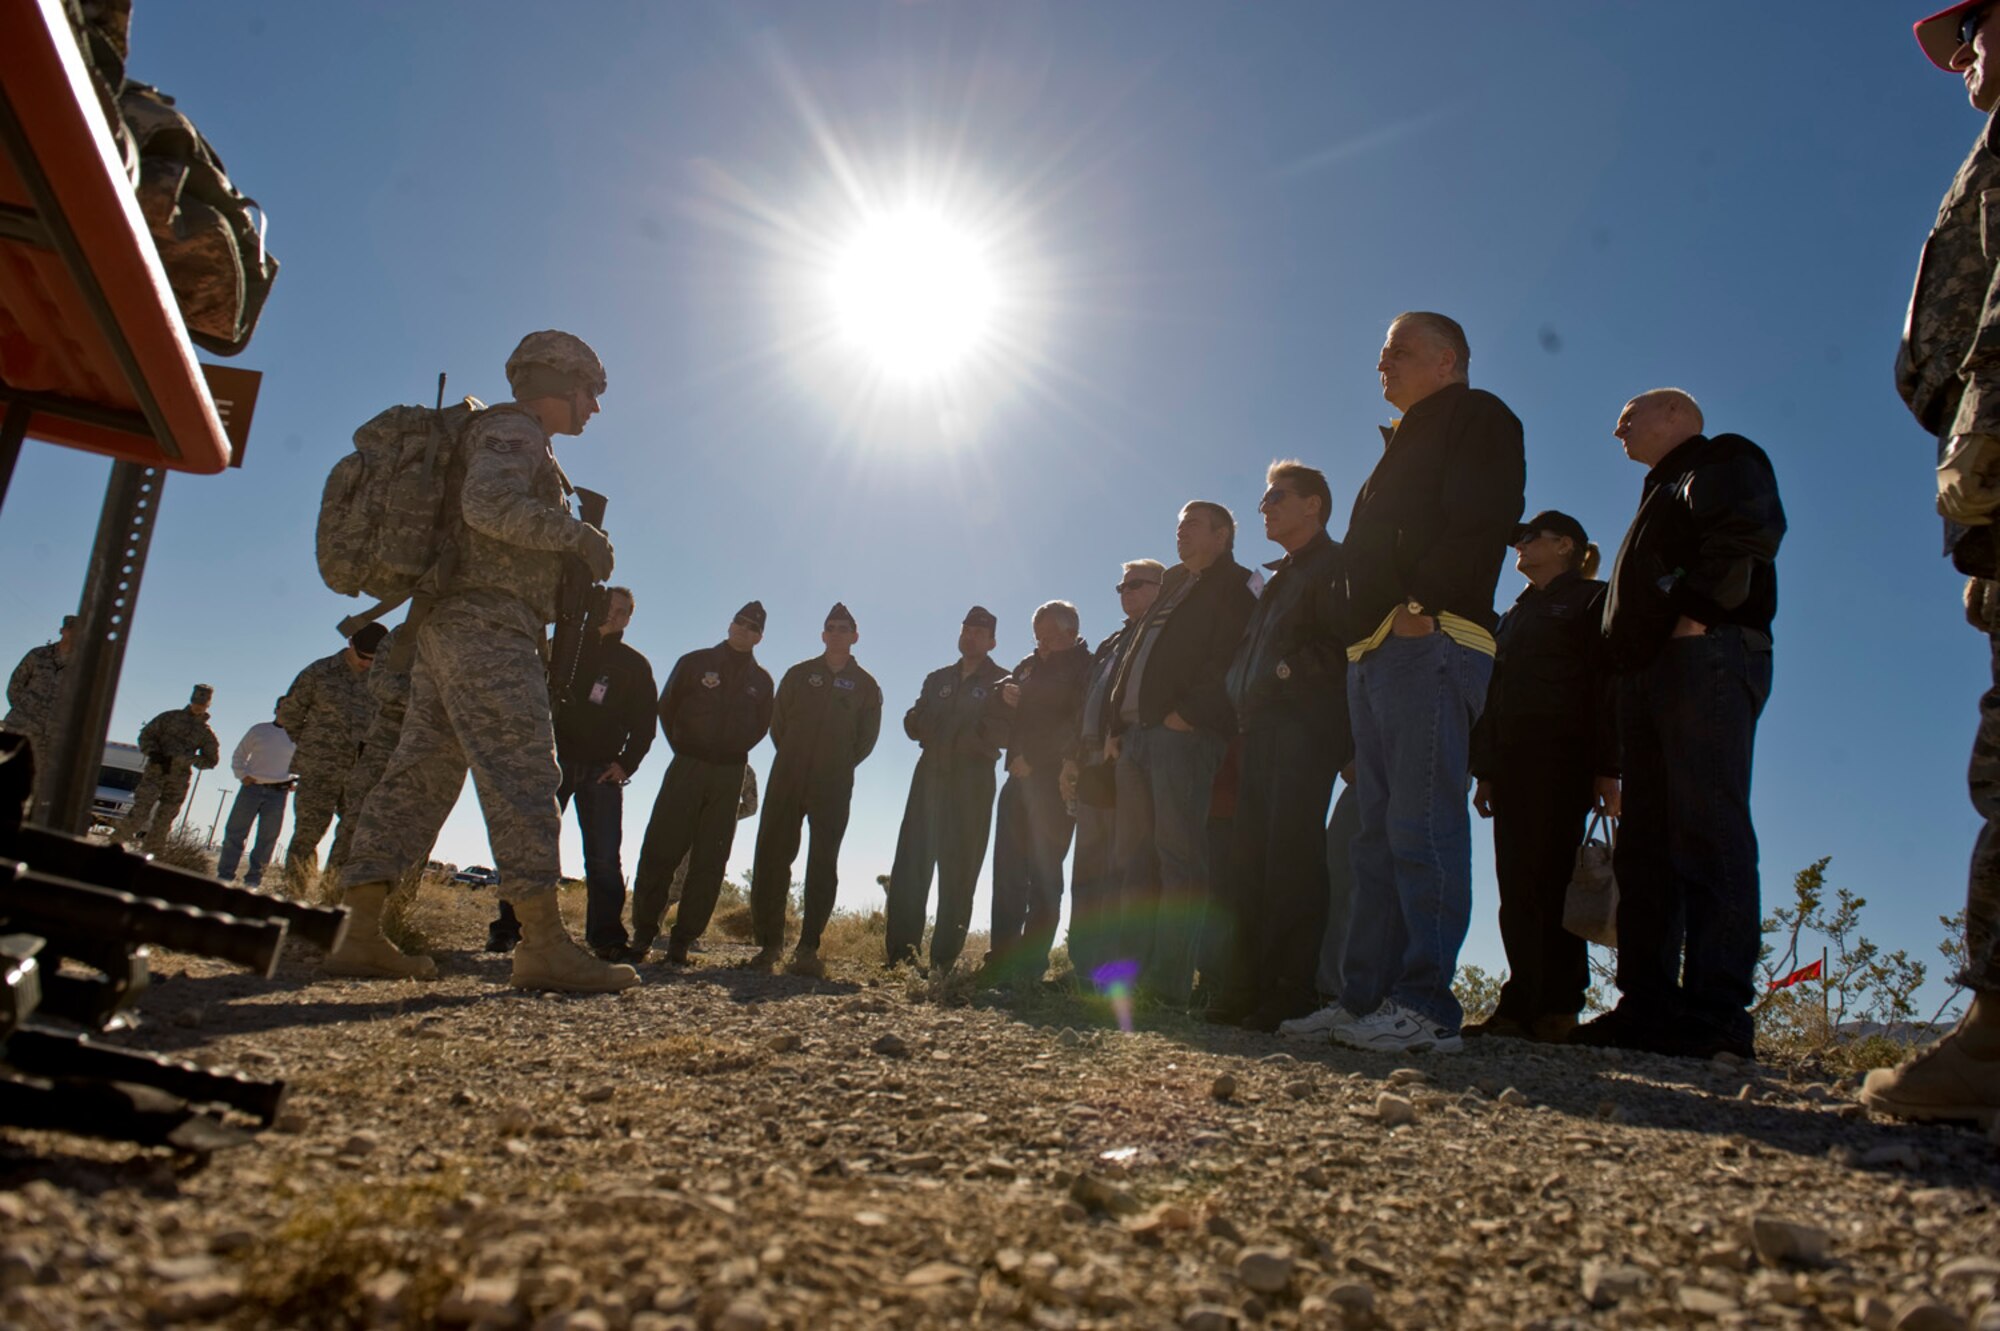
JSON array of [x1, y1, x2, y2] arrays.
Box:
[[825, 602, 856, 629], [60, 614, 78, 631], [1511, 509, 1589, 548], [189, 683, 214, 706], [963, 605, 998, 631], [350, 623, 389, 657], [734, 601, 767, 632]]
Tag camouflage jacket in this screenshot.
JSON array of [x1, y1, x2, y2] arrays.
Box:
[[448, 404, 587, 635], [1898, 109, 2000, 574], [3, 642, 66, 738], [136, 707, 219, 770], [278, 650, 375, 766]]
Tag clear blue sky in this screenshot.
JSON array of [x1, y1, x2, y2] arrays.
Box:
[[0, 2, 1979, 999]]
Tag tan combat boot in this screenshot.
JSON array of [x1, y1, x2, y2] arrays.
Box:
[[323, 881, 438, 980], [737, 945, 783, 973], [509, 893, 639, 993], [787, 945, 826, 979], [1860, 991, 2000, 1129]]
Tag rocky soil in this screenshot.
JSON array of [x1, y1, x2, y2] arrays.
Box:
[[2, 888, 1998, 1331]]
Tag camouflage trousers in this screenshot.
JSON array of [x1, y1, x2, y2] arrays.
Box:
[[285, 750, 356, 876], [1964, 582, 2000, 993], [121, 759, 191, 853], [338, 601, 561, 903], [324, 696, 412, 882]]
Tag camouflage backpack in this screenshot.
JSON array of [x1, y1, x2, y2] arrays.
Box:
[[119, 82, 278, 357], [315, 386, 489, 629]]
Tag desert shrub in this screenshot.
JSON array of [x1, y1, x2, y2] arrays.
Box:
[[1453, 964, 1503, 1025], [148, 826, 216, 874]]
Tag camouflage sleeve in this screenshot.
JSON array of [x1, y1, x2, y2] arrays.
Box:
[[460, 418, 585, 554], [194, 723, 220, 770], [737, 764, 759, 818], [275, 662, 314, 736], [1956, 176, 2000, 438], [137, 714, 160, 757]]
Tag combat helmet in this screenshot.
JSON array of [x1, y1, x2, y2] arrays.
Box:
[[505, 330, 607, 398]]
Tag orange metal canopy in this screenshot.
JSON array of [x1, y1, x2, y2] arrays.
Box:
[[0, 0, 234, 473]]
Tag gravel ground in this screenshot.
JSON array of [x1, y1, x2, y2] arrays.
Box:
[[3, 888, 1998, 1331]]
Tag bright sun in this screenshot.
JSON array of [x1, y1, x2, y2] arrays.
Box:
[[828, 208, 999, 383]]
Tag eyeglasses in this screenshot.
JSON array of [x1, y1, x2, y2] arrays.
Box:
[[1115, 579, 1161, 594], [1259, 487, 1296, 509], [1962, 3, 1995, 46]]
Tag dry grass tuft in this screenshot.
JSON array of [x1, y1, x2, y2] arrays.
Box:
[[147, 826, 216, 874], [235, 1171, 469, 1328]]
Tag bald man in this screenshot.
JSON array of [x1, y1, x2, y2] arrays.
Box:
[[1580, 388, 1785, 1061]]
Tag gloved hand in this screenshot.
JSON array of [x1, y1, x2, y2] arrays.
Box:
[[576, 524, 614, 582]]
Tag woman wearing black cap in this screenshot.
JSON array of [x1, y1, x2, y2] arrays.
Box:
[[1466, 510, 1620, 1042]]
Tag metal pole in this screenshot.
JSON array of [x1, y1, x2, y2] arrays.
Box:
[[0, 397, 28, 517], [207, 787, 230, 847], [176, 768, 201, 836], [38, 461, 167, 832]]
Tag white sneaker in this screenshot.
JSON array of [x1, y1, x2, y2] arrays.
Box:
[[1277, 1003, 1356, 1039], [1332, 1001, 1464, 1055]]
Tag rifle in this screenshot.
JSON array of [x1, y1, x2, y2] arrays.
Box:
[[549, 487, 610, 707]]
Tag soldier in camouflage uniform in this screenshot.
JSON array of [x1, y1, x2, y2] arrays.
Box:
[[324, 624, 439, 883], [2, 614, 75, 802], [327, 330, 637, 994], [1866, 0, 2000, 1130], [120, 684, 220, 852], [278, 623, 387, 883]]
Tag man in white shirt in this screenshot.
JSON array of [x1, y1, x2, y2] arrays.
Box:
[[217, 700, 298, 888]]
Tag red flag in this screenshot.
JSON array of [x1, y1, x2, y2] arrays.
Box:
[[1768, 959, 1823, 991]]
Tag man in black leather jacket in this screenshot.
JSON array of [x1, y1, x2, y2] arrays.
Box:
[[1217, 461, 1352, 1030], [1582, 390, 1785, 1060]]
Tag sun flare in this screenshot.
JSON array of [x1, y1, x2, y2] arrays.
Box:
[[827, 209, 999, 383]]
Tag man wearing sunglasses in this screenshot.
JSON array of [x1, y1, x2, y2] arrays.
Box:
[[1060, 561, 1164, 984], [629, 602, 776, 965], [1867, 0, 2000, 1129], [1221, 461, 1352, 1031]]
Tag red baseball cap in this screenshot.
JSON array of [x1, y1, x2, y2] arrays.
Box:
[[1916, 0, 1989, 70]]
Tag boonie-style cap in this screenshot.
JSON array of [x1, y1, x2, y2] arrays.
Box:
[[1916, 0, 1989, 70]]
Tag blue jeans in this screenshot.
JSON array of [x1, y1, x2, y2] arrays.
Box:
[[1114, 723, 1225, 1002], [1341, 632, 1492, 1030], [217, 783, 289, 888], [1612, 628, 1772, 1045], [560, 758, 629, 950]]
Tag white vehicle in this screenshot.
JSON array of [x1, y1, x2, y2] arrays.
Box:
[[92, 740, 147, 827]]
